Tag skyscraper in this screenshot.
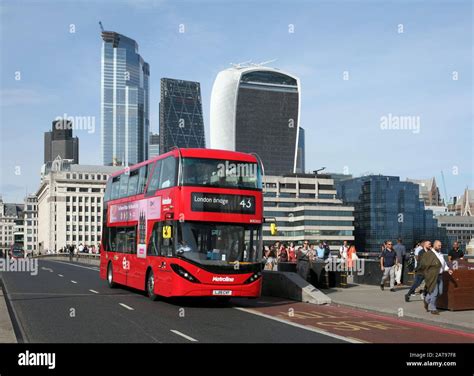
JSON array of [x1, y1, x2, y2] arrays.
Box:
[[44, 119, 79, 164], [159, 78, 205, 154], [100, 30, 150, 166], [210, 66, 300, 175], [149, 132, 160, 158]]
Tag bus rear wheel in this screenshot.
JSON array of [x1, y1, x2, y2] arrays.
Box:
[[147, 270, 158, 301], [107, 263, 116, 288]]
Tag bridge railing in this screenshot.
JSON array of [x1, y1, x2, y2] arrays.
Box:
[[33, 252, 100, 266]]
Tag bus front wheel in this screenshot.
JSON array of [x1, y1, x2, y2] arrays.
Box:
[[107, 263, 116, 288], [146, 270, 158, 301]]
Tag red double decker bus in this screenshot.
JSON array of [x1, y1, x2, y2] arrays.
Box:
[[100, 148, 264, 301]]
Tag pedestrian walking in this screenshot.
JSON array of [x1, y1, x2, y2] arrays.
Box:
[[417, 240, 453, 315], [264, 248, 278, 271], [380, 241, 398, 292], [405, 240, 429, 302], [296, 241, 314, 281], [288, 242, 297, 263], [315, 242, 325, 259], [68, 244, 74, 262], [347, 244, 357, 274], [339, 240, 349, 261], [448, 241, 464, 263], [393, 238, 406, 286]]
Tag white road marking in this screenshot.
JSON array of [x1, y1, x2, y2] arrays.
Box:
[[58, 274, 64, 277], [170, 330, 198, 342], [233, 307, 361, 343], [119, 303, 134, 311], [89, 289, 99, 294], [41, 267, 53, 272], [71, 280, 77, 284], [47, 260, 99, 271]]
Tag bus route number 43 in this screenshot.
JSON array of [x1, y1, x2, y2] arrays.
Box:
[[240, 199, 252, 208]]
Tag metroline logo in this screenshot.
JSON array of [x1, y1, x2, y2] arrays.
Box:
[[212, 276, 234, 282]]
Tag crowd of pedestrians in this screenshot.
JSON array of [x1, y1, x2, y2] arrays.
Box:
[[262, 240, 360, 281], [379, 238, 463, 315], [263, 237, 464, 316], [263, 240, 335, 271]]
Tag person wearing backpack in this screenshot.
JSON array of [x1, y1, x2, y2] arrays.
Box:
[[405, 240, 428, 302]]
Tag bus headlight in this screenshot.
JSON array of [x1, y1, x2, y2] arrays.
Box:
[[244, 272, 262, 284], [170, 264, 200, 283]]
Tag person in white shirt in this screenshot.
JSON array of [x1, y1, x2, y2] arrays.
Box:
[[339, 240, 348, 261]]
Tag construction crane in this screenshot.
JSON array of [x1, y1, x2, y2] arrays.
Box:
[[99, 21, 104, 32], [440, 170, 449, 205]]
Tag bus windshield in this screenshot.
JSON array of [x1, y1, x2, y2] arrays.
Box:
[[182, 158, 261, 190], [175, 222, 261, 265]]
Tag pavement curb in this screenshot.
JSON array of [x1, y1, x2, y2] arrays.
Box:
[[331, 299, 474, 333], [0, 277, 18, 343]]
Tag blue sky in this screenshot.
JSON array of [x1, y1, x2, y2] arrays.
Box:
[[0, 0, 472, 203]]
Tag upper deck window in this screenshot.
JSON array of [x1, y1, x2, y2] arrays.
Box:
[[182, 158, 261, 190]]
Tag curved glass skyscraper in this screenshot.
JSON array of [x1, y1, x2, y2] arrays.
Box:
[[210, 66, 300, 175], [101, 31, 150, 166]]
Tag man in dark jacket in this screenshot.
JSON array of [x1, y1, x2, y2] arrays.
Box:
[[380, 241, 398, 292], [405, 240, 428, 302], [417, 240, 453, 315]]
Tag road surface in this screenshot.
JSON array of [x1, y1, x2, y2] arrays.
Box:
[[1, 259, 473, 343]]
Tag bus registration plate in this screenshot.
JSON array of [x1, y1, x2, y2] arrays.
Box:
[[212, 290, 232, 296]]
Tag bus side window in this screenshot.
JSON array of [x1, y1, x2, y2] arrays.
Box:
[[119, 173, 129, 198], [146, 160, 162, 195], [159, 222, 173, 257], [126, 228, 136, 254], [127, 169, 139, 196], [137, 164, 149, 194], [111, 176, 120, 200], [116, 229, 126, 253], [159, 157, 176, 188], [104, 179, 112, 202], [108, 227, 117, 252], [147, 223, 159, 256]]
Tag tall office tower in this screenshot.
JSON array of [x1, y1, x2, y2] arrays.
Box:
[[149, 132, 160, 158], [159, 78, 205, 154], [295, 126, 305, 173], [210, 66, 300, 175], [44, 120, 79, 164], [100, 30, 150, 166]]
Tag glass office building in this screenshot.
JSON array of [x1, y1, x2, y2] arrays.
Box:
[[210, 66, 300, 175], [159, 78, 205, 154], [101, 31, 150, 166], [336, 175, 448, 252]]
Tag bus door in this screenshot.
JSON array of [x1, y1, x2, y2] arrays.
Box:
[[114, 226, 136, 285], [156, 222, 174, 296], [129, 224, 147, 291]]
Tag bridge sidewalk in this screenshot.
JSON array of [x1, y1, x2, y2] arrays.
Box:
[[324, 283, 474, 333]]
